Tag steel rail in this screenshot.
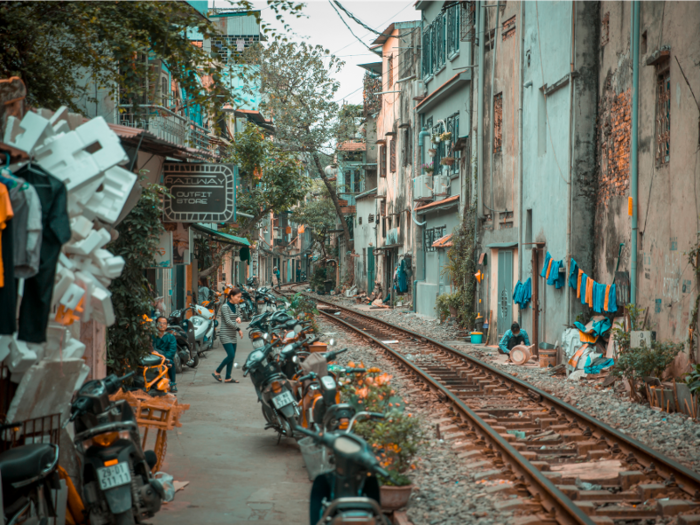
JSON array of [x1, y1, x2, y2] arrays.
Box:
[[309, 296, 700, 505], [316, 306, 593, 525]]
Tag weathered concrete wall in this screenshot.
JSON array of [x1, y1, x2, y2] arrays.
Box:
[[354, 192, 378, 294], [594, 1, 700, 365]]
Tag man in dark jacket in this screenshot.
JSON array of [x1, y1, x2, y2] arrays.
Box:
[[498, 322, 530, 355], [153, 316, 178, 393]]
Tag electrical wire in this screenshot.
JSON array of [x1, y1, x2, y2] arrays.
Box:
[[328, 0, 375, 52], [332, 0, 383, 36]]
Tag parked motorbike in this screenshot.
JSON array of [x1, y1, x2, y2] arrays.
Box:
[[0, 422, 61, 525], [242, 340, 301, 439], [294, 413, 390, 525], [68, 373, 164, 525], [167, 308, 198, 368], [130, 352, 171, 397]]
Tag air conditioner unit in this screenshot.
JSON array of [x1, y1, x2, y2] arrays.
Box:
[[413, 175, 433, 200], [412, 80, 427, 98], [433, 175, 451, 199], [274, 229, 282, 239]]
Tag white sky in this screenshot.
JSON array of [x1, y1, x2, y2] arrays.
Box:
[[218, 0, 421, 106]]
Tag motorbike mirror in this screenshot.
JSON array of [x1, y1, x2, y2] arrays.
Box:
[[263, 333, 269, 340], [294, 324, 303, 334], [329, 338, 336, 347]]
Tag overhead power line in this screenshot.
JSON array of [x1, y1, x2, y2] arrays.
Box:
[[328, 0, 375, 52], [331, 0, 383, 36]]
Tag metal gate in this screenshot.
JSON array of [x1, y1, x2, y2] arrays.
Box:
[[367, 247, 375, 295], [497, 250, 513, 337]]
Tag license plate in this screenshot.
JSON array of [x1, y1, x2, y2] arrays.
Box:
[[97, 462, 131, 490], [272, 390, 295, 409]]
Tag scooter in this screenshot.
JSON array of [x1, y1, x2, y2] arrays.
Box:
[[243, 340, 301, 440], [68, 373, 164, 525], [0, 423, 61, 525], [163, 313, 198, 371], [191, 305, 217, 355], [294, 413, 390, 525]]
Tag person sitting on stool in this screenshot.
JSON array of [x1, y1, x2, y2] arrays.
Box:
[[498, 322, 530, 355], [153, 316, 178, 393]]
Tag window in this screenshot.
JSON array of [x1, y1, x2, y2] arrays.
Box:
[[368, 213, 374, 223], [401, 126, 412, 167], [601, 13, 609, 48], [390, 138, 396, 172], [382, 218, 386, 238], [436, 14, 446, 69], [358, 216, 363, 225], [431, 120, 445, 173], [387, 55, 394, 88], [460, 1, 476, 43], [379, 145, 387, 177], [422, 28, 432, 78], [424, 225, 446, 252], [656, 68, 671, 165], [445, 113, 460, 175], [446, 3, 461, 57], [494, 93, 503, 154], [161, 77, 169, 106], [352, 170, 363, 193], [502, 15, 516, 40]]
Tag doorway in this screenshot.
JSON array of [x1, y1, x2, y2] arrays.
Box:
[[497, 250, 513, 337]]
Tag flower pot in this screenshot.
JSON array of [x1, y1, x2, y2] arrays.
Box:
[[448, 305, 458, 318], [428, 148, 436, 157], [440, 157, 455, 166], [380, 484, 414, 511]]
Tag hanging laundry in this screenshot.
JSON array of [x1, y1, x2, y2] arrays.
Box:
[[606, 284, 617, 313], [5, 174, 43, 278], [593, 282, 607, 313], [546, 259, 566, 289], [586, 277, 594, 308], [580, 273, 588, 305], [0, 179, 15, 335], [569, 259, 579, 289], [575, 317, 612, 337], [512, 277, 532, 308], [540, 251, 552, 278], [15, 164, 71, 343], [577, 268, 583, 298]]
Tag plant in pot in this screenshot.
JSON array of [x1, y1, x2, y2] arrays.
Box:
[[431, 134, 441, 144], [421, 163, 434, 175], [436, 292, 459, 320], [428, 148, 436, 157], [339, 366, 423, 511], [440, 156, 455, 166], [440, 131, 452, 142]]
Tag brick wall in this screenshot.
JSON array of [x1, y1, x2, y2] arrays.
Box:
[[596, 78, 631, 206]]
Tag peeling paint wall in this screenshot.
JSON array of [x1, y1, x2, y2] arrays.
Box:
[[594, 1, 700, 366]]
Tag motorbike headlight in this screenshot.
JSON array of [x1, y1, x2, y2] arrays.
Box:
[[252, 339, 264, 349], [192, 317, 204, 327]]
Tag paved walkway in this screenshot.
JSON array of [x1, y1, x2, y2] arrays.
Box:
[[151, 326, 310, 525]]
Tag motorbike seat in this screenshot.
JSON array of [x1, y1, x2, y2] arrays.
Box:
[[140, 354, 162, 367], [0, 443, 57, 485]]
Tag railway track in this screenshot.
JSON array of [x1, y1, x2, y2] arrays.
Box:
[[304, 295, 700, 525]]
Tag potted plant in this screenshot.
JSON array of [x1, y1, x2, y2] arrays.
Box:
[[440, 157, 455, 166], [421, 163, 434, 175], [431, 134, 441, 144], [428, 148, 437, 157], [339, 367, 423, 510], [440, 131, 452, 142]]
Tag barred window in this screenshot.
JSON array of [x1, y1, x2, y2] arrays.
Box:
[[424, 225, 446, 252], [446, 3, 461, 56], [387, 55, 394, 88], [390, 138, 396, 172], [656, 68, 670, 165], [422, 29, 432, 78], [494, 93, 503, 154], [379, 145, 387, 177]]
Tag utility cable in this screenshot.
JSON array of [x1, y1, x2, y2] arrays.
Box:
[[328, 0, 375, 52], [332, 0, 383, 36]]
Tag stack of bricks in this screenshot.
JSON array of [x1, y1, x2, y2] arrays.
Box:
[[597, 87, 631, 207]]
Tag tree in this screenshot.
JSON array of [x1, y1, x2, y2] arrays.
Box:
[[199, 122, 310, 278], [239, 36, 357, 284], [0, 1, 305, 118], [292, 181, 338, 259]]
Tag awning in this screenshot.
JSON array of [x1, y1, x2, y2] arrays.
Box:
[[415, 72, 471, 114], [485, 242, 518, 249], [191, 223, 250, 246], [415, 195, 459, 214], [432, 233, 453, 248]]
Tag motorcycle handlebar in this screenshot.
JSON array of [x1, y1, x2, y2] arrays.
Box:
[[297, 372, 317, 383], [118, 372, 135, 383], [325, 347, 349, 362]]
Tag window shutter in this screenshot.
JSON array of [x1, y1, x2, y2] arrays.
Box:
[[380, 145, 387, 177], [390, 138, 396, 172]]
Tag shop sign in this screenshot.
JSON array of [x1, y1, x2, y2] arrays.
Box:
[[163, 163, 236, 223]]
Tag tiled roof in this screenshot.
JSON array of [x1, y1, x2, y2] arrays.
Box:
[[414, 194, 460, 212], [432, 233, 453, 248], [338, 141, 366, 152]]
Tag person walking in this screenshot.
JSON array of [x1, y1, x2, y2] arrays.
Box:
[[273, 266, 281, 291], [153, 316, 178, 393], [213, 288, 244, 384]]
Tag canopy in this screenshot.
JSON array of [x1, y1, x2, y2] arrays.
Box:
[[191, 223, 250, 246]]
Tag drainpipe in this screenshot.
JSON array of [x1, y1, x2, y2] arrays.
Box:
[[630, 0, 640, 305], [517, 0, 524, 287], [489, 1, 500, 215], [414, 126, 431, 312], [565, 2, 576, 327], [476, 1, 486, 220]]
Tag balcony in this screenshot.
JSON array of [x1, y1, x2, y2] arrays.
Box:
[[119, 105, 214, 153]]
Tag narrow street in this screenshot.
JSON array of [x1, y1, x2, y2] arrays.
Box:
[[151, 328, 310, 525]]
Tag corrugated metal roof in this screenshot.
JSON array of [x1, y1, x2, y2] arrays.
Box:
[[432, 233, 454, 248], [415, 194, 459, 212]]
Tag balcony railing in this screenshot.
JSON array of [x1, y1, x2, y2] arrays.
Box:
[[119, 104, 214, 153]]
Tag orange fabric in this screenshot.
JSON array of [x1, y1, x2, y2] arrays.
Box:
[[545, 258, 553, 280], [579, 331, 598, 344], [577, 269, 583, 298], [586, 277, 594, 307], [0, 185, 14, 288], [604, 284, 611, 311]]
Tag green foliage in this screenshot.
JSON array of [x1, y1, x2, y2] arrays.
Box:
[[612, 304, 684, 401], [287, 292, 319, 332], [435, 292, 459, 321], [310, 265, 328, 291], [443, 206, 477, 328], [106, 181, 167, 374], [0, 2, 306, 116], [686, 233, 700, 362], [292, 181, 337, 255], [684, 363, 700, 395], [229, 122, 310, 231]]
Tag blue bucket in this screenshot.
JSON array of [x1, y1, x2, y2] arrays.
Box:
[[470, 332, 483, 344]]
